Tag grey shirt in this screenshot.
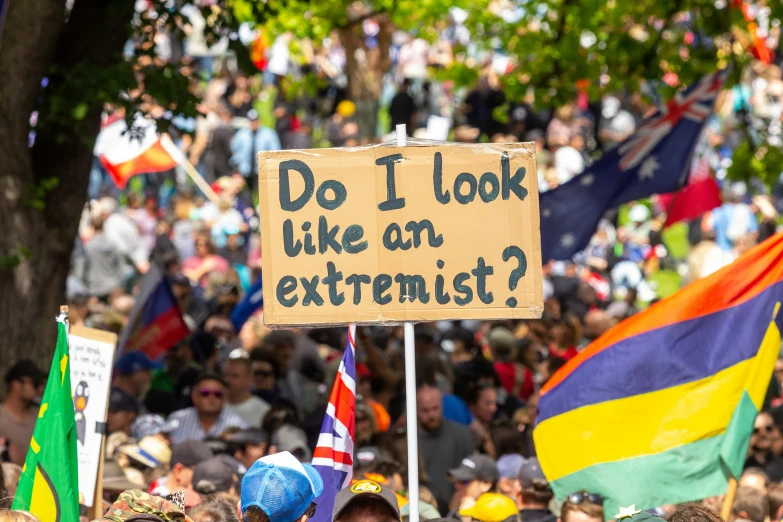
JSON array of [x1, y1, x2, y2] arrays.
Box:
[[80, 233, 124, 297], [419, 419, 475, 514]]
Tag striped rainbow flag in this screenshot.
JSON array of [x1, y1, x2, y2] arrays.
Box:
[[534, 233, 783, 515]]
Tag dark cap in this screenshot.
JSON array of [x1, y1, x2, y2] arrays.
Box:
[[333, 479, 401, 522], [109, 388, 141, 414], [115, 352, 160, 376], [355, 447, 398, 469], [518, 457, 549, 489], [170, 440, 214, 468], [5, 360, 44, 387], [226, 428, 268, 446], [192, 457, 236, 495], [448, 454, 499, 482]]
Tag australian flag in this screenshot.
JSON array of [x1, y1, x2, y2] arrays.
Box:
[[541, 70, 727, 262], [311, 325, 357, 522]]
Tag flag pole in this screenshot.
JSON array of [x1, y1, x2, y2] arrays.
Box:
[[159, 134, 221, 206], [721, 477, 738, 521], [397, 124, 420, 522]]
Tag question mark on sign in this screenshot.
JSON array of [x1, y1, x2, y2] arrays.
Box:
[[502, 246, 527, 307]]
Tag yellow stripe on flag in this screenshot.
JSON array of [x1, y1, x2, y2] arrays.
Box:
[[536, 356, 758, 481]]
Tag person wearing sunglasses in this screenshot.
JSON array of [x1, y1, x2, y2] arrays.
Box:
[[746, 411, 783, 470], [560, 492, 604, 522], [165, 373, 248, 445]]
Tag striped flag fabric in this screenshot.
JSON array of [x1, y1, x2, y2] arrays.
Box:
[[94, 113, 178, 189], [311, 325, 357, 522], [534, 232, 783, 516]]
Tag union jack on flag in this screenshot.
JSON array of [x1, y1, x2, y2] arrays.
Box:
[[311, 325, 357, 522], [540, 69, 728, 262]]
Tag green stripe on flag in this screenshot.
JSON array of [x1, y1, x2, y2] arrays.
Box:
[[550, 434, 732, 519]]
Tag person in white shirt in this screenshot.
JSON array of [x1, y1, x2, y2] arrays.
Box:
[[223, 357, 270, 428]]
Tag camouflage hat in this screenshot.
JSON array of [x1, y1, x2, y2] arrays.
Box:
[[94, 489, 186, 522]]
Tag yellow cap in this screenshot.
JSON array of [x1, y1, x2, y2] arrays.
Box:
[[459, 493, 519, 522], [336, 100, 356, 117]]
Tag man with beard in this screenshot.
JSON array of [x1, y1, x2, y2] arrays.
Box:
[[417, 383, 474, 514]]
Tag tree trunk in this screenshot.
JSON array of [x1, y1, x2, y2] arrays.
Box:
[[0, 0, 134, 370]]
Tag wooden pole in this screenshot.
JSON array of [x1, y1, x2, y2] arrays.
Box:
[[721, 477, 738, 521], [159, 134, 221, 205]]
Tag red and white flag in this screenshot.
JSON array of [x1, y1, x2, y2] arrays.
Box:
[[94, 114, 179, 188]]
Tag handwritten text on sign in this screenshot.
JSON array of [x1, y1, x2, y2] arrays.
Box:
[[258, 143, 543, 326]]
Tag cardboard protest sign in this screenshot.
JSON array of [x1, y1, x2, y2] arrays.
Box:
[[258, 142, 542, 326], [69, 325, 117, 507]]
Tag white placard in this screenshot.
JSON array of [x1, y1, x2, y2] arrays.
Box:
[[69, 326, 117, 507], [425, 115, 451, 141]]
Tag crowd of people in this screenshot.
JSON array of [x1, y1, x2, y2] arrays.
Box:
[[3, 1, 783, 521]]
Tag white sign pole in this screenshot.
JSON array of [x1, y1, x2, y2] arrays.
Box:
[[397, 123, 419, 522]]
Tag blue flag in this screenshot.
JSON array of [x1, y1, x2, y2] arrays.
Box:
[[230, 275, 264, 332], [540, 70, 727, 262]]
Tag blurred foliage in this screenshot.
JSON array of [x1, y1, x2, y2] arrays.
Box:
[[727, 140, 783, 190], [455, 0, 783, 105]]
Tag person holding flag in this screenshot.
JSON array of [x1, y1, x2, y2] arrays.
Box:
[[11, 311, 79, 522]]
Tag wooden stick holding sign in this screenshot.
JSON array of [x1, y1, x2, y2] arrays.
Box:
[[397, 124, 420, 522]]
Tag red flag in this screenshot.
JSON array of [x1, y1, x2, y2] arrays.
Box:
[[661, 176, 722, 227]]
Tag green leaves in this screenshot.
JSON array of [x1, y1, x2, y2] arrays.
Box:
[[24, 177, 60, 211]]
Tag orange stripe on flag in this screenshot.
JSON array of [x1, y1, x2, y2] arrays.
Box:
[[103, 139, 178, 189]]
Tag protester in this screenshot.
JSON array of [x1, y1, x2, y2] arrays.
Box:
[[79, 215, 125, 300], [92, 490, 186, 522], [448, 454, 500, 515], [165, 373, 248, 444], [113, 352, 158, 400], [332, 479, 401, 522], [730, 487, 768, 522], [107, 388, 141, 437], [0, 362, 43, 465], [495, 454, 525, 507], [516, 458, 556, 522], [222, 356, 270, 428], [149, 440, 214, 496], [238, 451, 323, 522], [225, 428, 270, 470], [559, 492, 604, 522], [417, 383, 475, 514], [459, 492, 520, 522], [191, 457, 237, 495]]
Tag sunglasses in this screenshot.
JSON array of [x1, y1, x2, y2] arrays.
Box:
[[304, 502, 317, 518], [754, 425, 775, 434], [254, 369, 274, 378], [567, 491, 604, 506], [199, 388, 224, 399]]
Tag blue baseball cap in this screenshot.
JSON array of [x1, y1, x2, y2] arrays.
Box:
[[115, 351, 160, 376], [497, 454, 526, 479], [241, 451, 324, 522]]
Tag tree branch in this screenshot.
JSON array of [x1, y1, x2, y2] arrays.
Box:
[[338, 9, 387, 30]]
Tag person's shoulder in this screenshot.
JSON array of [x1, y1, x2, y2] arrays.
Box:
[[442, 418, 472, 436], [222, 406, 249, 428], [168, 407, 195, 420]]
